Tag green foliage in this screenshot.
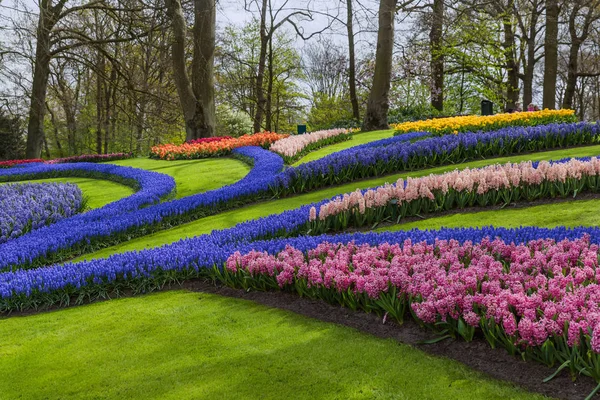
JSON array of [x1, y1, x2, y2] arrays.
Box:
[[0, 111, 24, 160], [215, 104, 253, 137], [216, 22, 305, 134], [306, 93, 355, 131], [388, 105, 451, 124]]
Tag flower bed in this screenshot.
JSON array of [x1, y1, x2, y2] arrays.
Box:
[[150, 132, 289, 160], [0, 162, 176, 269], [1, 122, 598, 271], [5, 156, 600, 392], [269, 128, 351, 164], [187, 136, 232, 144], [0, 159, 45, 168], [224, 237, 600, 386], [272, 122, 600, 196], [393, 109, 576, 136], [0, 147, 283, 270], [308, 157, 600, 234], [0, 183, 84, 243], [46, 152, 133, 164]]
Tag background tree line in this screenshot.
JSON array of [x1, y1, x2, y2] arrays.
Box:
[[1, 0, 600, 160]]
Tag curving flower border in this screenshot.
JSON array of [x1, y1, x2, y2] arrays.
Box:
[[0, 147, 283, 270]]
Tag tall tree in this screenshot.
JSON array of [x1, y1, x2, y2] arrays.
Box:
[[25, 0, 59, 159], [562, 0, 600, 110], [362, 0, 398, 131], [24, 0, 144, 158], [543, 0, 560, 109], [166, 0, 216, 140], [515, 0, 544, 107], [346, 0, 360, 121], [430, 0, 444, 111]]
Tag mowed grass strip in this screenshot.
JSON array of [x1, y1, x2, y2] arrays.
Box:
[[108, 157, 250, 199], [292, 129, 395, 166], [77, 143, 600, 261], [0, 291, 549, 400]]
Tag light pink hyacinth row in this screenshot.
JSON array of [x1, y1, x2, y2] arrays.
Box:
[[310, 157, 600, 221], [227, 237, 600, 351], [269, 128, 350, 158]]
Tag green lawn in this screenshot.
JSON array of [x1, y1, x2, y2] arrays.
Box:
[[76, 143, 600, 261], [109, 157, 250, 198], [0, 291, 547, 400], [375, 198, 600, 233], [292, 129, 395, 165]]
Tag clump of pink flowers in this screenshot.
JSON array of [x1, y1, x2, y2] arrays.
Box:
[[309, 158, 600, 230], [270, 128, 351, 163], [226, 236, 600, 379]]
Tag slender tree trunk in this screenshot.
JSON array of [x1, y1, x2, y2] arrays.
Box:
[[578, 78, 586, 119], [502, 13, 520, 109], [346, 0, 360, 121], [362, 0, 398, 132], [430, 0, 444, 111], [523, 40, 536, 106], [265, 37, 274, 131], [43, 136, 51, 158], [253, 0, 269, 133], [26, 0, 58, 159], [523, 4, 540, 107], [46, 103, 64, 157], [96, 52, 105, 154], [543, 0, 559, 109], [562, 41, 581, 110]]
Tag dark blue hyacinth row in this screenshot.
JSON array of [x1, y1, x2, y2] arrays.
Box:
[[0, 183, 84, 244], [0, 132, 428, 271], [2, 186, 600, 301], [273, 122, 600, 192], [0, 162, 177, 221], [0, 147, 283, 270], [1, 122, 600, 305]]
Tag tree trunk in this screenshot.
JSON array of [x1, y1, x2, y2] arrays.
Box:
[[26, 0, 58, 159], [166, 0, 215, 142], [503, 13, 520, 110], [362, 0, 398, 132], [430, 0, 444, 112], [46, 103, 64, 157], [96, 51, 105, 154], [543, 0, 559, 109], [265, 36, 274, 131], [346, 0, 360, 121], [562, 41, 581, 110], [192, 0, 216, 138], [522, 41, 535, 107], [253, 0, 269, 134], [522, 2, 540, 107]]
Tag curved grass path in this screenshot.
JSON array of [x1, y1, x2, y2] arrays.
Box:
[[292, 129, 395, 165], [76, 143, 600, 261], [375, 197, 600, 233], [109, 157, 250, 198], [0, 291, 546, 400]]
